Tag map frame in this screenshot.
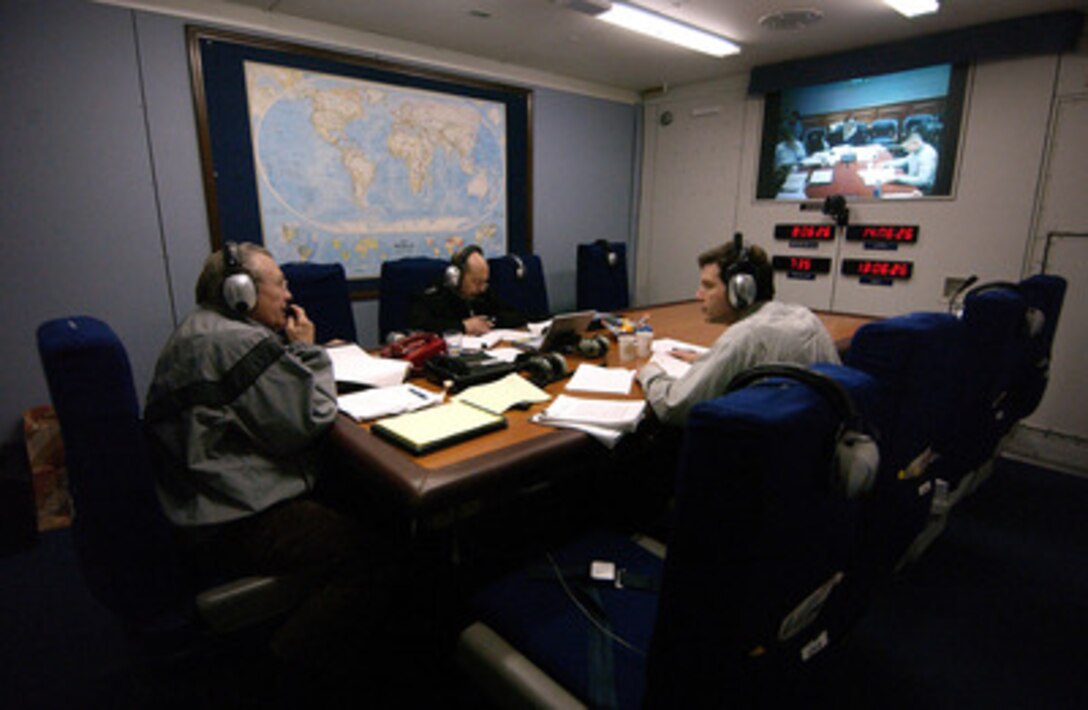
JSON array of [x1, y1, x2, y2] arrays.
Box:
[[187, 26, 532, 298]]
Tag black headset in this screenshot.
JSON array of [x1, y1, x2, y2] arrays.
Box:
[[518, 352, 569, 388], [965, 281, 1045, 338], [445, 244, 484, 290], [222, 242, 258, 314], [595, 239, 618, 268], [575, 334, 610, 359], [725, 364, 880, 499], [721, 232, 760, 311]]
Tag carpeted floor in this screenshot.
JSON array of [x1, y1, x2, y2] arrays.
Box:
[[2, 457, 1086, 708]]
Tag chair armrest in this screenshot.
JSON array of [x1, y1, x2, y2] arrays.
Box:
[[195, 575, 306, 634], [457, 622, 586, 710]]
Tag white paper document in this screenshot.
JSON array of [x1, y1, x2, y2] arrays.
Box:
[[327, 344, 410, 388], [532, 394, 646, 449], [529, 413, 627, 449], [539, 395, 645, 432], [337, 383, 442, 421], [648, 351, 692, 379], [651, 338, 708, 357], [565, 364, 636, 395], [484, 347, 523, 363], [461, 332, 505, 351]]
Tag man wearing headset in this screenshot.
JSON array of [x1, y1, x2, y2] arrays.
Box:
[[145, 242, 397, 677], [637, 237, 841, 428], [409, 244, 526, 335]]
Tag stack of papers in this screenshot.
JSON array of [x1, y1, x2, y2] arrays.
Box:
[[453, 373, 551, 414], [327, 343, 410, 388], [565, 364, 636, 395], [338, 384, 442, 422], [532, 394, 646, 449]]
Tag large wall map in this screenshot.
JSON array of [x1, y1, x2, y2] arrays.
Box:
[[244, 61, 508, 279]]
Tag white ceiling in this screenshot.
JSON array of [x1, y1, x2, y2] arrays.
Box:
[[213, 0, 1085, 93]]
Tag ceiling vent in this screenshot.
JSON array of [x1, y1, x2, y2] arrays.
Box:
[[758, 8, 823, 31]]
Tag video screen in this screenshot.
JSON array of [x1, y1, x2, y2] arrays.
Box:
[[756, 63, 968, 202]]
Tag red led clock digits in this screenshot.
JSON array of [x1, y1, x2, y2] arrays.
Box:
[[843, 259, 912, 279], [790, 257, 812, 272], [788, 225, 833, 240]]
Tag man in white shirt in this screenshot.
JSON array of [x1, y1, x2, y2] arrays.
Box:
[[637, 236, 841, 428], [887, 132, 939, 194]]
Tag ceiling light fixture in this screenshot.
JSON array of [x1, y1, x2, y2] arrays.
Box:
[[594, 1, 740, 58], [884, 0, 940, 18]]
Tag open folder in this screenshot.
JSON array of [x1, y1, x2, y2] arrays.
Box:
[[371, 400, 507, 455]]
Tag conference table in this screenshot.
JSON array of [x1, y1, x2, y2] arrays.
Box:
[[330, 301, 874, 535], [786, 145, 921, 200]]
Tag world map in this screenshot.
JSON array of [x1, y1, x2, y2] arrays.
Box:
[[244, 61, 508, 279]]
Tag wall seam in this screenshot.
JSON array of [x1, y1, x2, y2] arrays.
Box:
[[130, 10, 179, 326]]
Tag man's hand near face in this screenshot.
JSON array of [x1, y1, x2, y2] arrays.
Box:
[[284, 304, 316, 344]]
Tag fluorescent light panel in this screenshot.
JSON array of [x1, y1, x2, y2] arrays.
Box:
[[598, 2, 740, 58], [884, 0, 940, 18]]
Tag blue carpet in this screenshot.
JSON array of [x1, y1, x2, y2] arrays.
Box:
[[835, 459, 1088, 709], [2, 458, 1086, 708], [0, 528, 132, 710]]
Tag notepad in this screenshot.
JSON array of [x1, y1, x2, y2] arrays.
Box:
[[371, 401, 507, 455], [454, 373, 551, 414]]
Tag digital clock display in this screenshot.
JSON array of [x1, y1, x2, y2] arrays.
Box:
[[774, 224, 836, 241], [772, 256, 832, 274], [845, 225, 919, 243], [841, 259, 913, 279]]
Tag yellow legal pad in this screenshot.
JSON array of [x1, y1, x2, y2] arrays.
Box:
[[370, 400, 507, 455]]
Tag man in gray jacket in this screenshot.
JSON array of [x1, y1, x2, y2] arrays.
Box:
[[146, 242, 392, 675]]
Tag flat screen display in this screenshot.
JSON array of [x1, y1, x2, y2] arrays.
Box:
[[757, 63, 968, 202]]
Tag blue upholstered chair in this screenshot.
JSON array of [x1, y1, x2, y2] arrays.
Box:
[[378, 257, 447, 341], [281, 261, 357, 343], [457, 363, 883, 708], [35, 317, 302, 662], [844, 312, 969, 572], [487, 253, 550, 321], [577, 240, 630, 313], [924, 278, 1066, 503], [944, 284, 1034, 478]]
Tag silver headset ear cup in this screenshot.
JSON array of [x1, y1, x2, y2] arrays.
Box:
[[729, 273, 757, 310], [223, 272, 257, 313], [1024, 307, 1045, 338], [577, 334, 609, 358], [445, 264, 461, 289], [548, 353, 568, 377], [834, 430, 880, 498]]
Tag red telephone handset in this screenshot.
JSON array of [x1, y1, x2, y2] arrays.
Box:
[[380, 332, 447, 372]]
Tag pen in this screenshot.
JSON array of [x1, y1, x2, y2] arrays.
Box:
[[407, 386, 431, 400]]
